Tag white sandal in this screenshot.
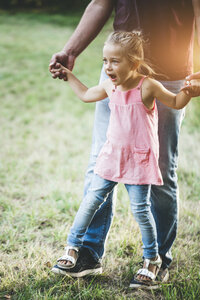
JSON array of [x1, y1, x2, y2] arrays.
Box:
[[130, 255, 162, 289], [57, 246, 79, 269]]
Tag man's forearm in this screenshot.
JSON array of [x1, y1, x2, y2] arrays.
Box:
[[193, 0, 200, 46], [63, 0, 114, 57]]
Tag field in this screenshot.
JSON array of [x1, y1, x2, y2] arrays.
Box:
[[0, 11, 200, 300]]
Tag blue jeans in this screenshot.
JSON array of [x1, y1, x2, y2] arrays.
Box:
[[68, 174, 158, 259], [73, 69, 185, 269]]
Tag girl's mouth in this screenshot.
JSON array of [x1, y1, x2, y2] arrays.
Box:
[[108, 74, 117, 81]]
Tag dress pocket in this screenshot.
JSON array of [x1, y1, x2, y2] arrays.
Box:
[[133, 147, 150, 164]]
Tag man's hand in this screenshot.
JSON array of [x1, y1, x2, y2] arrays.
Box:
[[181, 72, 200, 97], [186, 71, 200, 81], [48, 1, 114, 81], [50, 63, 70, 81], [49, 51, 76, 80]]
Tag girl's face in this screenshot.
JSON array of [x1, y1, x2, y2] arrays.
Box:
[[103, 43, 135, 87]]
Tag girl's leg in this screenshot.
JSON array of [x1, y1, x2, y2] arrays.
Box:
[[81, 68, 115, 261], [58, 174, 117, 268], [125, 184, 160, 281]]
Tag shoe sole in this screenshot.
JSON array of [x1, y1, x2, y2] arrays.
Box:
[[51, 266, 102, 278]]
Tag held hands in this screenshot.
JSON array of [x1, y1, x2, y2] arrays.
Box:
[[49, 50, 76, 81], [50, 63, 70, 81], [181, 72, 200, 97]]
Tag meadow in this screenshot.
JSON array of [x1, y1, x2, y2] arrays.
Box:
[[0, 11, 200, 300]]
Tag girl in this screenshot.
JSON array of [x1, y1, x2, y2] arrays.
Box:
[[51, 31, 192, 288]]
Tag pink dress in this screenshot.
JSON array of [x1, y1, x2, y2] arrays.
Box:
[[94, 77, 163, 185]]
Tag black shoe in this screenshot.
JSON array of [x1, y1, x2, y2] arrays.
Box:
[[51, 247, 102, 278]]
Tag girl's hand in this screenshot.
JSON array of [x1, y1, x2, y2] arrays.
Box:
[[49, 51, 76, 80], [50, 64, 70, 81], [181, 79, 200, 97]]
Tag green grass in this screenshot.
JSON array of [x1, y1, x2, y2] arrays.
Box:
[[0, 11, 200, 300]]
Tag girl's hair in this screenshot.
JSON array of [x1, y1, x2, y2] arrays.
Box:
[[105, 31, 156, 77]]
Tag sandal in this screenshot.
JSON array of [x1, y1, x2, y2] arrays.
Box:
[[129, 255, 162, 289], [57, 246, 79, 269]]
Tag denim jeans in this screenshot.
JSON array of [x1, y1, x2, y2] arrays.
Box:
[[71, 69, 185, 269], [68, 174, 158, 259]]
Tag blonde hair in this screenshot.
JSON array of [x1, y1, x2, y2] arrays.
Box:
[[105, 31, 156, 77]]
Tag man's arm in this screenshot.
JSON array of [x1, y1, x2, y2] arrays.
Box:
[[193, 0, 200, 46], [49, 0, 114, 78], [182, 1, 200, 96], [62, 0, 114, 60]]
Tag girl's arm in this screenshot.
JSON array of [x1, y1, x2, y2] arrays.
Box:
[[54, 64, 108, 103], [147, 78, 192, 109]]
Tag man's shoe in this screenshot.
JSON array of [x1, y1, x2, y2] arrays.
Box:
[[51, 247, 102, 278]]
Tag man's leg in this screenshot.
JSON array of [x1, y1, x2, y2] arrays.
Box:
[[151, 80, 185, 271]]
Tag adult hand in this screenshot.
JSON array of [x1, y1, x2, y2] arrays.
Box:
[[50, 63, 70, 81], [49, 51, 76, 81], [186, 71, 200, 81], [181, 77, 200, 97], [48, 0, 114, 81]]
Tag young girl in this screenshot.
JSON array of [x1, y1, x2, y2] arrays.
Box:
[[51, 31, 193, 288]]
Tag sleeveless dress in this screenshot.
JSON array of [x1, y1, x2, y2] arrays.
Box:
[[94, 77, 163, 185]]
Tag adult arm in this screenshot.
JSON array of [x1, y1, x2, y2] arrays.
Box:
[[181, 1, 200, 97], [49, 0, 115, 79], [186, 71, 200, 80], [193, 0, 200, 46]]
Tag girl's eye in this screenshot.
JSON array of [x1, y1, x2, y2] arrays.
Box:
[[103, 59, 107, 63]]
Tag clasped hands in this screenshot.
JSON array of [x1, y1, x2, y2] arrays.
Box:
[[181, 71, 200, 97], [49, 63, 69, 81]]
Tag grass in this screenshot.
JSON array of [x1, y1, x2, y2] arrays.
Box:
[[0, 11, 200, 300]]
